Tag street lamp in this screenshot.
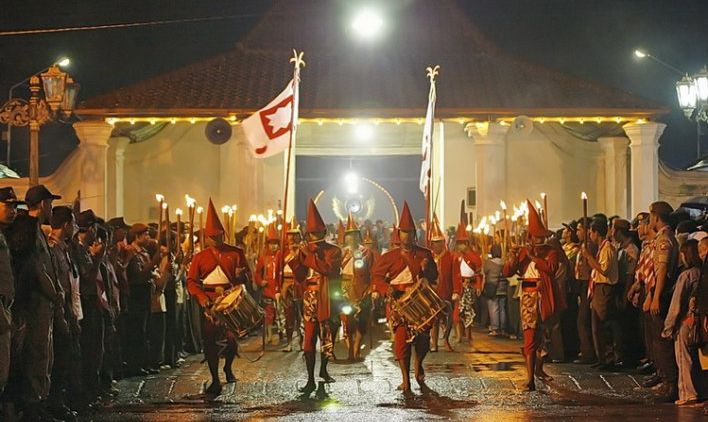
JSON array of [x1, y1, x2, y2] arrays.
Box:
[[0, 64, 79, 186], [4, 57, 72, 171]]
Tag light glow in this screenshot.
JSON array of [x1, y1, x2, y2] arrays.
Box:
[[57, 57, 70, 67], [634, 49, 647, 58], [351, 8, 384, 40], [354, 123, 374, 141]]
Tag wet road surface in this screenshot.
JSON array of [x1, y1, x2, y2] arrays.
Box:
[[91, 326, 705, 421]]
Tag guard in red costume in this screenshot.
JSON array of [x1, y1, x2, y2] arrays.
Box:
[[288, 200, 343, 394], [503, 200, 558, 391], [280, 218, 306, 352], [429, 217, 460, 352], [371, 202, 438, 393], [186, 199, 252, 396], [453, 222, 483, 344], [340, 212, 376, 361], [255, 223, 281, 344]]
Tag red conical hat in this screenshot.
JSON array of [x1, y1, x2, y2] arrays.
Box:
[[363, 228, 374, 245], [455, 222, 469, 242], [204, 199, 225, 237], [266, 223, 279, 242], [345, 212, 360, 233], [526, 199, 552, 238], [398, 202, 416, 231], [305, 199, 326, 233], [430, 215, 445, 242]]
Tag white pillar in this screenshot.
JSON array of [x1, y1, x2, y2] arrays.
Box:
[[108, 136, 131, 218], [598, 136, 630, 218], [73, 121, 113, 217], [623, 122, 666, 217], [466, 122, 509, 222]]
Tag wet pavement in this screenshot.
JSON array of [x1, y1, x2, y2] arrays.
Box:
[[92, 326, 705, 421]]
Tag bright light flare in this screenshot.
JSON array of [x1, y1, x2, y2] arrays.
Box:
[[351, 8, 384, 39], [354, 123, 374, 141], [634, 49, 647, 58], [57, 57, 70, 67]]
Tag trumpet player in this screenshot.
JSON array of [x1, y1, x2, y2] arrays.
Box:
[[287, 199, 342, 395], [186, 199, 251, 396], [371, 202, 438, 394]]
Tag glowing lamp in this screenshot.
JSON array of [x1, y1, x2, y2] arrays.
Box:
[[676, 75, 697, 114], [351, 8, 384, 40], [693, 66, 708, 103]]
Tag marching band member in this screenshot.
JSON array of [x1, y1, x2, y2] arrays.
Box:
[[453, 222, 482, 344], [254, 224, 281, 345], [280, 218, 306, 352], [186, 199, 251, 396], [287, 199, 343, 394], [503, 200, 558, 391], [340, 213, 376, 361], [371, 202, 438, 394], [429, 217, 459, 352]]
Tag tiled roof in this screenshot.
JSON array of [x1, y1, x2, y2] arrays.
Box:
[[78, 0, 665, 118]]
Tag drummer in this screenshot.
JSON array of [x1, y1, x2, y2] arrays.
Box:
[[371, 202, 438, 394], [340, 212, 376, 361], [287, 199, 343, 395], [186, 199, 252, 396], [255, 223, 281, 345]]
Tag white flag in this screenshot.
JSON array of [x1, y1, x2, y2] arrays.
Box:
[[419, 80, 436, 198], [242, 78, 299, 158]]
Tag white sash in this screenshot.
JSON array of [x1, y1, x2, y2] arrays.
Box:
[[390, 265, 414, 285], [523, 261, 540, 279], [460, 258, 475, 278], [203, 265, 230, 286]]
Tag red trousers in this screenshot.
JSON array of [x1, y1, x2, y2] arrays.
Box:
[[201, 315, 237, 368], [523, 327, 542, 358], [264, 303, 276, 326], [393, 325, 430, 361]]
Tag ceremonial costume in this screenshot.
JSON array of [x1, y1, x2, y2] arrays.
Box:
[[288, 200, 342, 391], [453, 223, 482, 330], [254, 225, 281, 333], [280, 220, 306, 352], [371, 202, 438, 391], [340, 213, 375, 360], [186, 200, 251, 394], [503, 201, 558, 390], [429, 218, 459, 352]]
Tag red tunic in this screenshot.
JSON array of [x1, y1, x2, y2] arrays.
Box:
[[433, 249, 459, 301], [453, 250, 483, 290], [255, 252, 280, 300], [186, 244, 251, 303], [288, 240, 342, 321], [340, 245, 376, 303], [371, 245, 438, 294], [503, 245, 558, 322]]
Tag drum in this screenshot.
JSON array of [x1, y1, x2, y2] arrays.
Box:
[[391, 281, 446, 337], [212, 285, 264, 337]]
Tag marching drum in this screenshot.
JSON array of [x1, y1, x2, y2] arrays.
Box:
[[391, 280, 446, 337], [212, 285, 264, 337]]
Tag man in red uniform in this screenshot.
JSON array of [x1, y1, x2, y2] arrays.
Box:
[[186, 199, 251, 396], [503, 200, 558, 391], [255, 224, 281, 345], [429, 217, 459, 352], [453, 222, 482, 344], [340, 213, 376, 361], [371, 202, 438, 393], [287, 200, 342, 394], [280, 218, 306, 352]]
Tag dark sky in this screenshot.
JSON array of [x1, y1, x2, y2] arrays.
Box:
[[1, 0, 708, 173]]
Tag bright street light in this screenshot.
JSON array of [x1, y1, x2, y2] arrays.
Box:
[[354, 123, 374, 141], [351, 8, 384, 40], [634, 49, 647, 58], [57, 57, 70, 67], [344, 171, 359, 194]]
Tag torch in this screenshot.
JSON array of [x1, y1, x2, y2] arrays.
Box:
[[197, 206, 204, 250], [221, 206, 231, 243], [163, 203, 170, 255], [500, 200, 509, 257], [581, 192, 588, 246], [175, 208, 183, 256], [185, 195, 196, 257], [231, 204, 238, 244], [155, 194, 165, 241], [541, 192, 549, 229]]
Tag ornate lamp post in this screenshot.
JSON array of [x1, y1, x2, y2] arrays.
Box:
[[0, 64, 79, 186]]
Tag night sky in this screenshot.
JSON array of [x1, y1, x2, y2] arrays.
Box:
[[1, 0, 708, 173]]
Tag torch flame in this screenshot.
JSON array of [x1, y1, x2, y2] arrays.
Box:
[[161, 202, 168, 210], [185, 195, 196, 208], [155, 194, 164, 202], [540, 192, 547, 199], [175, 208, 183, 216], [221, 206, 231, 214], [500, 200, 507, 210], [196, 206, 204, 214], [581, 192, 588, 200]]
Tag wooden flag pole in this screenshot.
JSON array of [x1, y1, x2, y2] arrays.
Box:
[[424, 65, 439, 247]]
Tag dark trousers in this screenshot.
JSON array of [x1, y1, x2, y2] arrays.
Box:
[[80, 298, 104, 399], [576, 280, 596, 361], [649, 313, 678, 384], [561, 291, 580, 361], [148, 312, 166, 368], [164, 289, 178, 366], [591, 308, 623, 364], [48, 323, 82, 409], [100, 315, 116, 388], [125, 307, 149, 372]]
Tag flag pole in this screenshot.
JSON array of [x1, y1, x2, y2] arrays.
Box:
[[279, 50, 305, 292], [424, 65, 439, 247]]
